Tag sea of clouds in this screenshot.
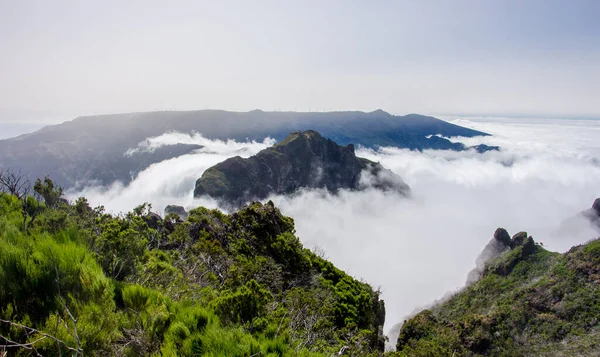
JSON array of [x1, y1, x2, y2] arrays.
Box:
[[69, 117, 600, 342]]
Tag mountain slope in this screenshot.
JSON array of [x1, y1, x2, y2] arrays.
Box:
[[393, 229, 600, 356], [0, 109, 492, 188], [194, 130, 410, 207], [0, 186, 386, 355]]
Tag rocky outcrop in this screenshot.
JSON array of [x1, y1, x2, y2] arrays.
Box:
[[0, 109, 494, 189], [466, 228, 538, 284], [142, 212, 163, 230], [494, 227, 512, 246], [194, 130, 410, 207], [488, 231, 538, 277], [556, 198, 600, 237], [164, 205, 188, 219], [582, 198, 600, 228], [466, 228, 511, 284]]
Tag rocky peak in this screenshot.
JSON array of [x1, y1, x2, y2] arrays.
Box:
[[194, 130, 409, 208], [510, 231, 529, 248], [493, 228, 511, 246], [575, 198, 600, 229], [593, 198, 600, 216], [467, 228, 538, 284]]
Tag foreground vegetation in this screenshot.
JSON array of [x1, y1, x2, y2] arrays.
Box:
[[392, 230, 600, 357], [0, 174, 385, 356]]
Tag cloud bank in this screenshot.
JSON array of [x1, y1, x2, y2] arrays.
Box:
[[73, 134, 275, 213], [68, 118, 600, 341]]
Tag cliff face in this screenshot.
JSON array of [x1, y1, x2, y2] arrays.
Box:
[[194, 130, 409, 207], [394, 228, 600, 356]]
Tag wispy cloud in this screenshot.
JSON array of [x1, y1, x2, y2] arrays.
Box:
[[125, 131, 276, 155]]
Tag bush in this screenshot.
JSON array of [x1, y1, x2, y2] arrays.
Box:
[[213, 280, 272, 324]]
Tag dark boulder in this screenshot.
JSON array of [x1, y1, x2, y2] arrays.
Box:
[[510, 231, 529, 249], [521, 236, 537, 256], [494, 228, 512, 247], [164, 205, 188, 220], [143, 212, 163, 230]]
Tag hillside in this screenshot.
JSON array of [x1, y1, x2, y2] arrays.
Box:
[[0, 110, 494, 189], [194, 130, 410, 207], [393, 228, 600, 356], [0, 179, 386, 356]]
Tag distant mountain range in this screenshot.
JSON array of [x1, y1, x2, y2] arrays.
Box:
[[0, 109, 496, 188]]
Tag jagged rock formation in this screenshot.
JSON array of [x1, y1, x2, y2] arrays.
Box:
[[0, 109, 494, 188], [194, 130, 410, 207], [465, 228, 512, 284], [395, 228, 600, 356]]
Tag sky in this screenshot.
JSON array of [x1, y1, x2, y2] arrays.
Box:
[[1, 0, 600, 125], [69, 117, 600, 337]]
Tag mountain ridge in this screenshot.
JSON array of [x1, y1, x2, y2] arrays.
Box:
[[0, 185, 386, 355], [392, 223, 600, 356], [0, 109, 495, 189]]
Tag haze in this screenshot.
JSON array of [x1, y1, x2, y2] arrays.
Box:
[[1, 0, 600, 125]]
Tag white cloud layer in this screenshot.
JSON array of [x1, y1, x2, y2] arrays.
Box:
[[68, 118, 600, 339], [72, 134, 275, 213]]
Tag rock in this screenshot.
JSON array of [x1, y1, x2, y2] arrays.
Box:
[[593, 198, 600, 216], [468, 228, 539, 284], [521, 236, 537, 256], [466, 228, 512, 285], [579, 198, 600, 225], [491, 232, 538, 276], [143, 212, 162, 230], [194, 130, 410, 208], [510, 231, 529, 249], [469, 144, 500, 153], [164, 205, 188, 220], [494, 228, 512, 247], [556, 198, 600, 235]]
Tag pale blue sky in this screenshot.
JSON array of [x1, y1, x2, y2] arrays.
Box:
[[1, 0, 599, 123]]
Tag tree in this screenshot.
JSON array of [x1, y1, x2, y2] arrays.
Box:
[[0, 169, 30, 200], [33, 176, 64, 208], [22, 195, 44, 230]]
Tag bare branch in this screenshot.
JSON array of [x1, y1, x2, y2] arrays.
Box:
[[0, 319, 82, 356], [58, 296, 82, 354], [0, 169, 30, 200]]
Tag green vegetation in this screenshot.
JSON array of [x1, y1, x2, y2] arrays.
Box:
[[392, 232, 600, 357], [0, 177, 386, 356]]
